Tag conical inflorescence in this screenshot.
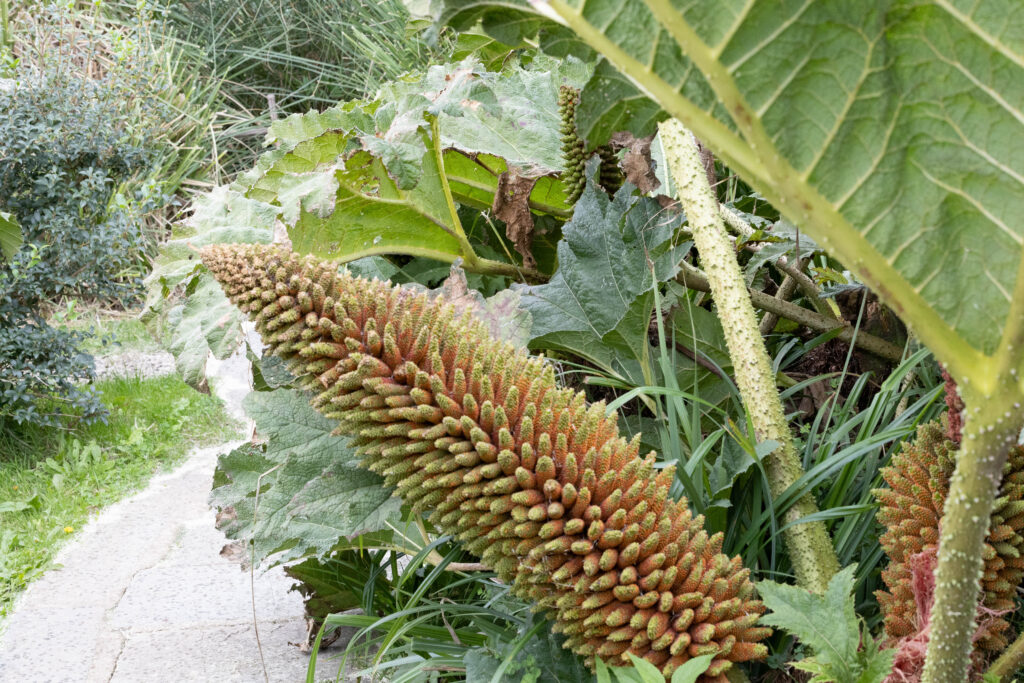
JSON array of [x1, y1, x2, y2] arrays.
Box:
[[202, 244, 769, 681], [874, 418, 1024, 651], [559, 86, 586, 204], [559, 86, 622, 202]]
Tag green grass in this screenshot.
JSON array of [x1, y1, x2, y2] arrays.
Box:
[[49, 301, 160, 354], [0, 374, 240, 616]]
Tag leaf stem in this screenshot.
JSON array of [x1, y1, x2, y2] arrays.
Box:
[[920, 383, 1024, 683], [428, 115, 478, 268], [660, 118, 839, 593], [676, 261, 905, 362]]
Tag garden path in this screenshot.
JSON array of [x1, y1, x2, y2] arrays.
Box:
[[0, 344, 349, 682]]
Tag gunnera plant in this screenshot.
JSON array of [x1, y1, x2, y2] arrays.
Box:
[[202, 243, 770, 681], [874, 418, 1024, 652]]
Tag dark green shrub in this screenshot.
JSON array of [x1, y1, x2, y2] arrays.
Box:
[[0, 5, 169, 428]]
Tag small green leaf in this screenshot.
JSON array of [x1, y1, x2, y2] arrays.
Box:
[[758, 565, 862, 683], [624, 654, 668, 683], [0, 211, 22, 261], [670, 653, 714, 683]]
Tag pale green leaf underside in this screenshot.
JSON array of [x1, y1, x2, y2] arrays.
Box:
[[553, 0, 1024, 357], [211, 390, 401, 566]]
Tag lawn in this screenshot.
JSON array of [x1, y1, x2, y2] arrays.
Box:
[[0, 373, 239, 617]]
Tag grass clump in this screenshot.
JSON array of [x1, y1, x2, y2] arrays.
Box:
[[0, 374, 240, 616], [49, 301, 161, 354]]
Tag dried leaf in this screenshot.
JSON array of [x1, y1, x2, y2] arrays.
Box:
[[609, 131, 659, 194], [492, 170, 538, 269]]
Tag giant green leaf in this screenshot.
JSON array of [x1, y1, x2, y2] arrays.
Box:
[[435, 0, 1024, 387], [210, 389, 402, 566], [281, 144, 466, 264], [229, 59, 592, 275]]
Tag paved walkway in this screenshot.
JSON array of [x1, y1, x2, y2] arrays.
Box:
[[0, 345, 346, 682]]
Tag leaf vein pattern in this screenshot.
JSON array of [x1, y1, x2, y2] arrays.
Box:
[[911, 161, 1022, 246], [800, 46, 882, 180], [724, 0, 816, 71], [711, 0, 757, 59], [932, 0, 1024, 70]]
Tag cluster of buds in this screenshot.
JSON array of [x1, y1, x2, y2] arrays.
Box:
[[558, 86, 623, 202], [595, 144, 623, 194], [202, 244, 770, 682], [874, 418, 1024, 650], [559, 85, 587, 203]]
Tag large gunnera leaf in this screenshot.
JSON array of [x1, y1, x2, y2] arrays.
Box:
[[434, 0, 1024, 381], [142, 187, 277, 387], [517, 161, 689, 382], [240, 58, 587, 268], [210, 389, 402, 566]]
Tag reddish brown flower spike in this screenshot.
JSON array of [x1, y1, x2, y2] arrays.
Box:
[[873, 418, 1024, 651], [202, 244, 769, 680]]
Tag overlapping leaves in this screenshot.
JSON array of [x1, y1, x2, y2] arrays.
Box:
[[234, 58, 589, 269], [517, 164, 687, 382], [428, 0, 1024, 372]]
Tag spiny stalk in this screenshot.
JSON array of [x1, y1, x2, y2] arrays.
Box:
[[875, 418, 1024, 652]]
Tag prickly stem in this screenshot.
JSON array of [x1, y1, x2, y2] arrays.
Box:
[[658, 118, 839, 594]]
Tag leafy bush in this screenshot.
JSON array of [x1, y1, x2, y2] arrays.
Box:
[[0, 4, 171, 427]]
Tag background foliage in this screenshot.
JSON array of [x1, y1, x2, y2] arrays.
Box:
[[0, 4, 171, 427]]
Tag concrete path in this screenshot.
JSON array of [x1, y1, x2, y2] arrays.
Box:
[[0, 341, 347, 682]]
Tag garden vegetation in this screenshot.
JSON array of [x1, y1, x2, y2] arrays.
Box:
[[2, 2, 1021, 683]]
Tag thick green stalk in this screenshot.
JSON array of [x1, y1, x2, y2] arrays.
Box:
[[923, 254, 1024, 683], [660, 118, 839, 593], [920, 386, 1023, 683], [988, 630, 1024, 681]]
